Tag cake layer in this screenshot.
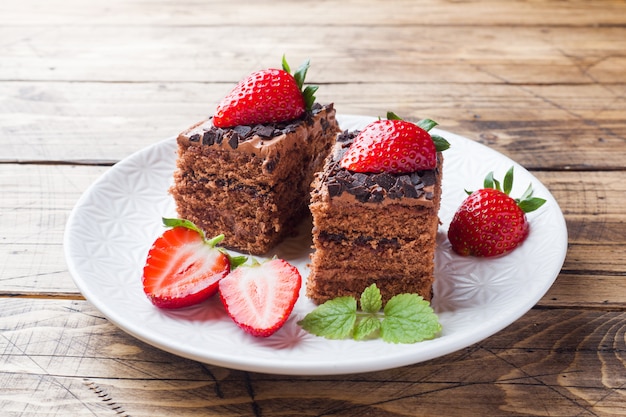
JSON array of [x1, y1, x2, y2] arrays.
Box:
[[307, 129, 442, 304], [306, 268, 434, 305], [170, 103, 340, 254]]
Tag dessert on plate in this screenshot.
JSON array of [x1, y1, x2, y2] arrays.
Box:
[[170, 57, 340, 255], [306, 114, 449, 304]]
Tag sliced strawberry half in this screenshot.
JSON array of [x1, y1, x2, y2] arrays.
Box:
[[142, 218, 246, 309], [218, 258, 302, 337]]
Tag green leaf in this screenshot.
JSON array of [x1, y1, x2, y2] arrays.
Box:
[[518, 182, 534, 202], [227, 254, 249, 269], [380, 294, 441, 344], [354, 316, 381, 340], [302, 85, 318, 112], [518, 196, 547, 213], [503, 167, 514, 195], [416, 118, 438, 132], [483, 171, 495, 189], [293, 58, 311, 91], [360, 283, 382, 313], [298, 297, 357, 339], [281, 54, 291, 74], [162, 217, 203, 234], [431, 134, 450, 152], [386, 111, 402, 120]]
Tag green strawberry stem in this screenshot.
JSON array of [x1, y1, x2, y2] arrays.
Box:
[[282, 54, 318, 111], [472, 167, 547, 213]]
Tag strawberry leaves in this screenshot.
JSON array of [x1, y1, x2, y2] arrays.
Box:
[[283, 55, 318, 112], [469, 167, 547, 213], [298, 284, 441, 344]]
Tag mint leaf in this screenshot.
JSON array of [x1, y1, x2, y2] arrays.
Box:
[[354, 315, 380, 340], [381, 294, 442, 344], [360, 283, 382, 313], [297, 297, 356, 339]]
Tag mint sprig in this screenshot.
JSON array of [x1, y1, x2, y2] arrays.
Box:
[[298, 284, 441, 344]]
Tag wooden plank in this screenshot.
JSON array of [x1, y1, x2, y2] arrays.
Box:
[[2, 0, 626, 27], [1, 164, 626, 307], [1, 82, 625, 169], [1, 24, 625, 84], [0, 298, 624, 416]]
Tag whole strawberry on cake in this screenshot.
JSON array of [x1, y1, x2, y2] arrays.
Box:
[[307, 113, 450, 304], [170, 56, 340, 255]]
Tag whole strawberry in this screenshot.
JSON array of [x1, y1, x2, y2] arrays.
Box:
[[213, 55, 318, 128], [219, 258, 301, 337], [447, 167, 546, 257], [142, 218, 246, 309], [340, 112, 449, 174]]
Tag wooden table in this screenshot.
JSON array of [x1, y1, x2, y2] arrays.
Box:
[[2, 0, 625, 415]]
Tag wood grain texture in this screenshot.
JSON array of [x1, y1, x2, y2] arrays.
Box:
[[2, 82, 625, 169], [1, 299, 624, 416], [1, 0, 625, 415]]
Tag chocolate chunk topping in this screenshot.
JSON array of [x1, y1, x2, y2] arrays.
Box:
[[323, 131, 437, 202], [371, 172, 396, 190], [202, 130, 215, 146], [253, 124, 275, 138], [228, 132, 240, 149], [189, 133, 201, 142], [233, 125, 252, 137]]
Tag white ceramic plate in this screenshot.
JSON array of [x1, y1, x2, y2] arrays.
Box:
[[64, 115, 567, 375]]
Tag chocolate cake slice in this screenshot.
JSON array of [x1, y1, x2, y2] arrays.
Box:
[[170, 103, 340, 255], [307, 129, 443, 304]]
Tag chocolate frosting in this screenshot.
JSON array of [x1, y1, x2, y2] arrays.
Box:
[[187, 103, 330, 149]]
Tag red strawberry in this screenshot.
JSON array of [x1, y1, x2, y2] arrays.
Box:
[[218, 258, 302, 337], [213, 56, 318, 128], [340, 113, 449, 174], [142, 218, 246, 309], [447, 167, 546, 257]]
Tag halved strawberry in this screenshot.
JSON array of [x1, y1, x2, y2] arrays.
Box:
[[212, 55, 318, 128], [340, 112, 450, 174], [142, 218, 246, 309], [218, 258, 302, 337]]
